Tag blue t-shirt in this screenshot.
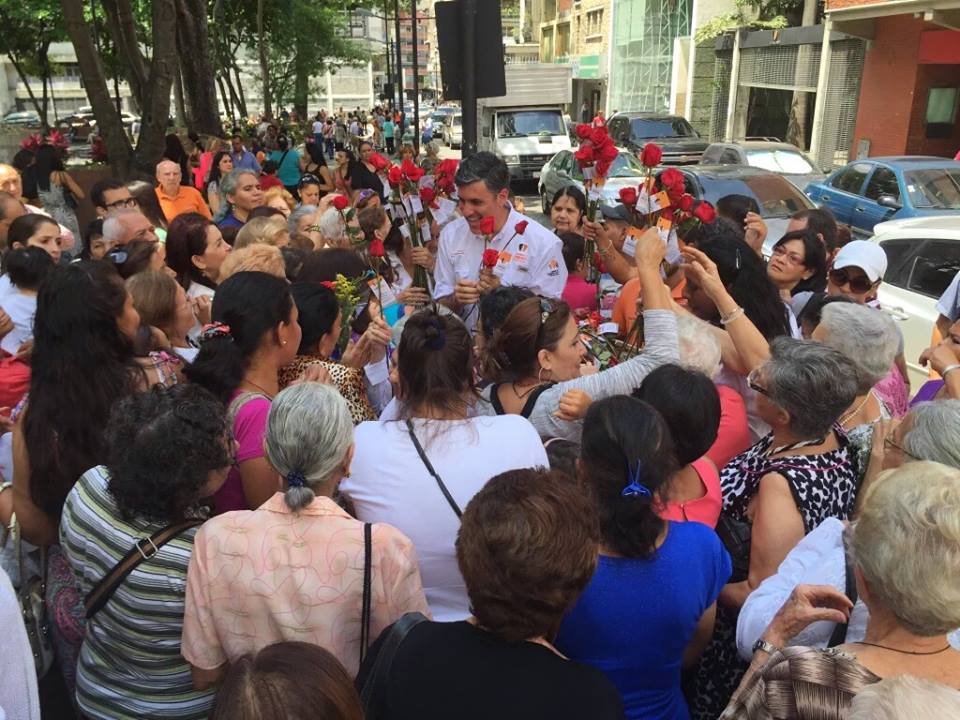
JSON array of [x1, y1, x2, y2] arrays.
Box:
[[556, 521, 731, 720], [269, 148, 302, 187]]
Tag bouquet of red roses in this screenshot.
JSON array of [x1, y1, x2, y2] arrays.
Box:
[[573, 123, 617, 286]]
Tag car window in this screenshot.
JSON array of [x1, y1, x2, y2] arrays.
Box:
[[609, 153, 645, 177], [554, 151, 571, 173], [609, 117, 630, 143], [830, 163, 871, 195], [629, 117, 696, 140], [496, 110, 564, 138], [698, 175, 813, 218], [701, 146, 725, 164], [878, 238, 917, 288], [745, 149, 817, 174], [903, 169, 960, 210], [720, 149, 741, 164], [905, 240, 960, 299], [864, 166, 900, 202]]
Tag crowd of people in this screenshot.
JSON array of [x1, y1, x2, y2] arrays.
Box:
[[0, 106, 959, 720]]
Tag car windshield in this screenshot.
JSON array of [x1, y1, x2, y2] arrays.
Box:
[[452, 116, 462, 127], [700, 175, 813, 218], [497, 110, 565, 138], [629, 117, 695, 139], [904, 169, 960, 209], [745, 149, 816, 175]]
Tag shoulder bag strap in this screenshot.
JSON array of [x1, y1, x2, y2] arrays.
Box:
[[359, 612, 429, 720], [405, 419, 462, 518], [360, 522, 372, 667], [84, 518, 203, 619], [827, 539, 859, 647], [226, 391, 268, 428]]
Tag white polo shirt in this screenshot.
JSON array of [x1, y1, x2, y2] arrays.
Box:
[[433, 207, 567, 324]]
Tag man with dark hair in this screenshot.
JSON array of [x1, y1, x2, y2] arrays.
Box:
[[433, 152, 566, 329], [788, 207, 839, 259], [90, 178, 136, 219], [229, 134, 261, 174]]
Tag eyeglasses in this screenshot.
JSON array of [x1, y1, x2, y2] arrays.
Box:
[[829, 268, 875, 294], [747, 367, 772, 397], [105, 197, 138, 210], [772, 245, 805, 266], [883, 434, 918, 460]]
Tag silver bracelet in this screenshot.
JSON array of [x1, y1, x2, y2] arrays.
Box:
[[720, 306, 745, 326], [941, 363, 960, 377]]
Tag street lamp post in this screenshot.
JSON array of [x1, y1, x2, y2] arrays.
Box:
[[411, 0, 420, 153], [393, 0, 404, 114]]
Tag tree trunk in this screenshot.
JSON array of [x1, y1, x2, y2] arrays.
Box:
[[7, 54, 49, 132], [293, 45, 309, 120], [174, 0, 221, 135], [233, 60, 248, 119], [257, 0, 270, 118], [131, 0, 178, 177], [100, 0, 147, 113], [216, 75, 234, 126], [59, 0, 132, 175], [786, 0, 819, 149], [173, 67, 188, 129]]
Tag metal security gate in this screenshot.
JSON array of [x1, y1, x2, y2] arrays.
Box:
[[708, 26, 865, 170]]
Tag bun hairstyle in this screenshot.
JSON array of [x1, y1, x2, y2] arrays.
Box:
[[265, 383, 354, 512], [482, 296, 572, 383], [397, 308, 476, 420], [580, 395, 678, 558]]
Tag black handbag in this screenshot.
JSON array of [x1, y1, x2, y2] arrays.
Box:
[[715, 512, 752, 584]]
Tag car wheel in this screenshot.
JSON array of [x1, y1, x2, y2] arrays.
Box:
[[541, 187, 549, 214]]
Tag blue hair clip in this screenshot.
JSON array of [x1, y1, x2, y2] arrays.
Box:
[[286, 470, 307, 488], [621, 460, 651, 498]]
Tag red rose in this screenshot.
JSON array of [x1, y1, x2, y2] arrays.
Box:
[[619, 187, 638, 206], [693, 201, 717, 224], [369, 153, 389, 171], [590, 127, 611, 149], [515, 220, 529, 235], [598, 141, 619, 162], [419, 187, 437, 206], [478, 216, 496, 236], [575, 123, 593, 140], [594, 159, 611, 178], [331, 194, 349, 211], [574, 143, 595, 166], [593, 252, 605, 274], [678, 193, 695, 212], [319, 280, 336, 290], [402, 159, 425, 183], [387, 165, 404, 187], [369, 238, 385, 258], [640, 143, 663, 168], [661, 207, 676, 223], [482, 248, 500, 268]]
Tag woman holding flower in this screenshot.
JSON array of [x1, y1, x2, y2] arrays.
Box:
[[358, 205, 431, 308]]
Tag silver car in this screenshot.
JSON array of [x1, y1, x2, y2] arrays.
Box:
[[700, 140, 826, 192], [537, 148, 647, 213]]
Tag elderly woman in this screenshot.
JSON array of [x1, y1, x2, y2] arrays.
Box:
[[340, 308, 548, 621], [183, 383, 429, 687], [811, 302, 900, 477], [216, 244, 286, 282], [356, 468, 625, 719], [288, 203, 323, 250], [736, 399, 960, 659], [722, 460, 960, 718], [234, 215, 290, 249], [692, 337, 860, 719], [214, 169, 264, 229], [849, 676, 960, 720], [59, 384, 233, 719]]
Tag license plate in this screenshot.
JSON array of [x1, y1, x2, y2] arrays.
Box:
[[532, 171, 541, 178]]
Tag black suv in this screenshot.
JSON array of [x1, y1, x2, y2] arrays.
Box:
[[606, 112, 708, 165]]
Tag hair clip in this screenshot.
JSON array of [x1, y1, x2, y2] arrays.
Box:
[[735, 248, 742, 271], [286, 470, 307, 488], [199, 322, 231, 344], [621, 459, 652, 498], [425, 316, 446, 350]]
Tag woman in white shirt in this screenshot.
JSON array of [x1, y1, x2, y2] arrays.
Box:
[[340, 308, 548, 621]]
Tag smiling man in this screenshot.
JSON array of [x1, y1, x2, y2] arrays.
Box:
[[434, 152, 566, 328], [155, 160, 211, 221]]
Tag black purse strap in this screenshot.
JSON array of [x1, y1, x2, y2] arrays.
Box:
[[359, 612, 429, 719], [84, 518, 203, 619], [405, 419, 462, 518], [827, 539, 859, 648], [360, 522, 372, 667]]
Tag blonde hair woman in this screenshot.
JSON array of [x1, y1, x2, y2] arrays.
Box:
[[218, 243, 286, 282], [234, 215, 290, 249], [263, 186, 296, 216]]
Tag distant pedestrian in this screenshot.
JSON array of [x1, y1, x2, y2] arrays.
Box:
[[383, 116, 396, 155], [312, 114, 324, 148], [580, 100, 590, 124]]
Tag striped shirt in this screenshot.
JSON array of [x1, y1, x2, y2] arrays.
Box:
[[59, 465, 214, 720]]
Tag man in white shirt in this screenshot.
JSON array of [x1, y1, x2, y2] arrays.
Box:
[[433, 152, 567, 329], [311, 115, 324, 147]]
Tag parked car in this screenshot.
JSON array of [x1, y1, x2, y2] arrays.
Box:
[[446, 113, 462, 149], [804, 157, 960, 237], [606, 112, 709, 165], [678, 165, 816, 249], [537, 148, 647, 212], [1, 110, 41, 127], [700, 140, 825, 191], [429, 112, 449, 142], [76, 106, 139, 128], [866, 215, 960, 387]]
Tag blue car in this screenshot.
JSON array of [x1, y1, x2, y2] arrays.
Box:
[[804, 157, 960, 236]]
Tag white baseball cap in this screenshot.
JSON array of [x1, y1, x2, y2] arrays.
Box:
[[832, 240, 887, 282]]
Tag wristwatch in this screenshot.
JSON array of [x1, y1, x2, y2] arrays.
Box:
[[752, 638, 780, 655], [940, 363, 960, 377]]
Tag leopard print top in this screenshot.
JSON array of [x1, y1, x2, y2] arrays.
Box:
[[278, 355, 377, 424]]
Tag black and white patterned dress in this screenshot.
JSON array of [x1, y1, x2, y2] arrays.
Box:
[[690, 429, 859, 720]]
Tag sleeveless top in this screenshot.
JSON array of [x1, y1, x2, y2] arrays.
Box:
[[659, 457, 722, 528], [720, 429, 859, 533]]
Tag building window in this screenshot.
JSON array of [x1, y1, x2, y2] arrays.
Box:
[[926, 87, 958, 139], [586, 9, 603, 37]]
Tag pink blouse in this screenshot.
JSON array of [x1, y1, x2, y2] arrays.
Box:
[[182, 493, 429, 675], [658, 457, 722, 528]]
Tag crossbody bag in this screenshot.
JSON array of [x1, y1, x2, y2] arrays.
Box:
[[405, 419, 462, 518]]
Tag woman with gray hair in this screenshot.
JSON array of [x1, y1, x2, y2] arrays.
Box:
[[722, 461, 960, 718], [692, 337, 860, 719], [214, 169, 264, 229], [182, 383, 429, 688], [812, 301, 900, 480], [736, 399, 960, 661]]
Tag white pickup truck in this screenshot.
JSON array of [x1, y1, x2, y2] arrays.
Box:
[[477, 64, 573, 183]]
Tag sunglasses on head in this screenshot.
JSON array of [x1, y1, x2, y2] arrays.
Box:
[[829, 267, 875, 294]]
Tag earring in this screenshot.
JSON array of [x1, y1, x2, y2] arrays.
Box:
[[282, 340, 287, 345], [538, 367, 548, 384]]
